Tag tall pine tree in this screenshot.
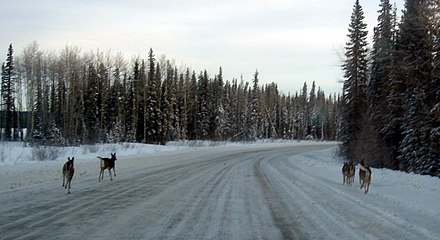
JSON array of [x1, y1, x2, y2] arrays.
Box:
[[145, 50, 162, 144], [341, 0, 369, 161], [250, 70, 261, 139], [396, 0, 435, 172], [1, 44, 17, 141], [368, 0, 396, 167]]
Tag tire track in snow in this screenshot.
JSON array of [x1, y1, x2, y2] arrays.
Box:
[[268, 154, 437, 240], [0, 154, 235, 240], [253, 154, 306, 239], [150, 152, 272, 239], [154, 158, 236, 239], [0, 143, 346, 240]]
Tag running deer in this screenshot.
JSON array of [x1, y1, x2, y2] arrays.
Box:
[[62, 157, 75, 194], [342, 161, 355, 185], [359, 159, 372, 194]]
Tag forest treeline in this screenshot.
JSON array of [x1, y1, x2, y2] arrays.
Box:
[[342, 0, 439, 177], [4, 0, 438, 178], [1, 44, 341, 146]]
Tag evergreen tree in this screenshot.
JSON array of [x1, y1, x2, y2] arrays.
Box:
[[341, 0, 369, 161], [1, 44, 17, 140], [250, 70, 261, 139], [429, 0, 440, 176], [308, 81, 316, 139], [160, 62, 177, 144], [400, 89, 431, 174], [367, 0, 396, 167], [369, 0, 395, 114], [396, 0, 435, 172], [197, 70, 210, 139], [222, 80, 233, 139], [187, 71, 198, 140], [213, 67, 227, 140], [124, 75, 136, 142], [176, 71, 189, 140], [106, 74, 121, 142], [109, 66, 126, 142], [84, 63, 100, 144], [131, 59, 144, 142], [262, 82, 278, 139], [145, 49, 161, 143], [299, 82, 308, 139]]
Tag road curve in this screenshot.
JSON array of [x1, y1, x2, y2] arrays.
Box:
[[0, 143, 436, 240]]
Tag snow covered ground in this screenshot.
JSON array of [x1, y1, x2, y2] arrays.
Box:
[[0, 141, 439, 239], [0, 140, 312, 191], [0, 141, 194, 191]]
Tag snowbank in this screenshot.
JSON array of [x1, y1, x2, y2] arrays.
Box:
[[291, 146, 440, 218]]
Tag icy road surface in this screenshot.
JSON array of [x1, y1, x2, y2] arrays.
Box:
[[1, 143, 439, 239]]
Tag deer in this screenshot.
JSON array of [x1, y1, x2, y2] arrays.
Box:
[[97, 153, 117, 182], [359, 159, 372, 194], [342, 161, 355, 185], [62, 157, 75, 194]]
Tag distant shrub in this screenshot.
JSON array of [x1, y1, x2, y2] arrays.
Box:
[[83, 144, 99, 154], [31, 146, 60, 161]]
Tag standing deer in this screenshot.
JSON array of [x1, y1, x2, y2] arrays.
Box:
[[97, 153, 117, 182]]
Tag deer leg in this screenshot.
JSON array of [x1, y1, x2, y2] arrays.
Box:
[[67, 178, 70, 194], [108, 169, 113, 181]]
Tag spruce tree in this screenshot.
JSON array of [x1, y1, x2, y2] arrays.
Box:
[[368, 0, 395, 129], [396, 0, 435, 172], [429, 0, 440, 176], [341, 0, 369, 161], [197, 70, 210, 139], [160, 62, 177, 144], [132, 59, 144, 142], [96, 62, 108, 142], [213, 67, 226, 140], [250, 70, 261, 139], [1, 44, 16, 141], [145, 49, 161, 143], [84, 63, 100, 144], [176, 71, 188, 140], [400, 89, 431, 174], [308, 81, 316, 138], [187, 71, 198, 140], [124, 75, 136, 142], [368, 0, 396, 167], [299, 82, 308, 139]]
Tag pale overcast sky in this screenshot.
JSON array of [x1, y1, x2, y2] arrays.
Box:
[[0, 0, 404, 95]]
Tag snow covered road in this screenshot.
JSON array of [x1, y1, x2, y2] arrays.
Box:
[[1, 142, 439, 239]]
